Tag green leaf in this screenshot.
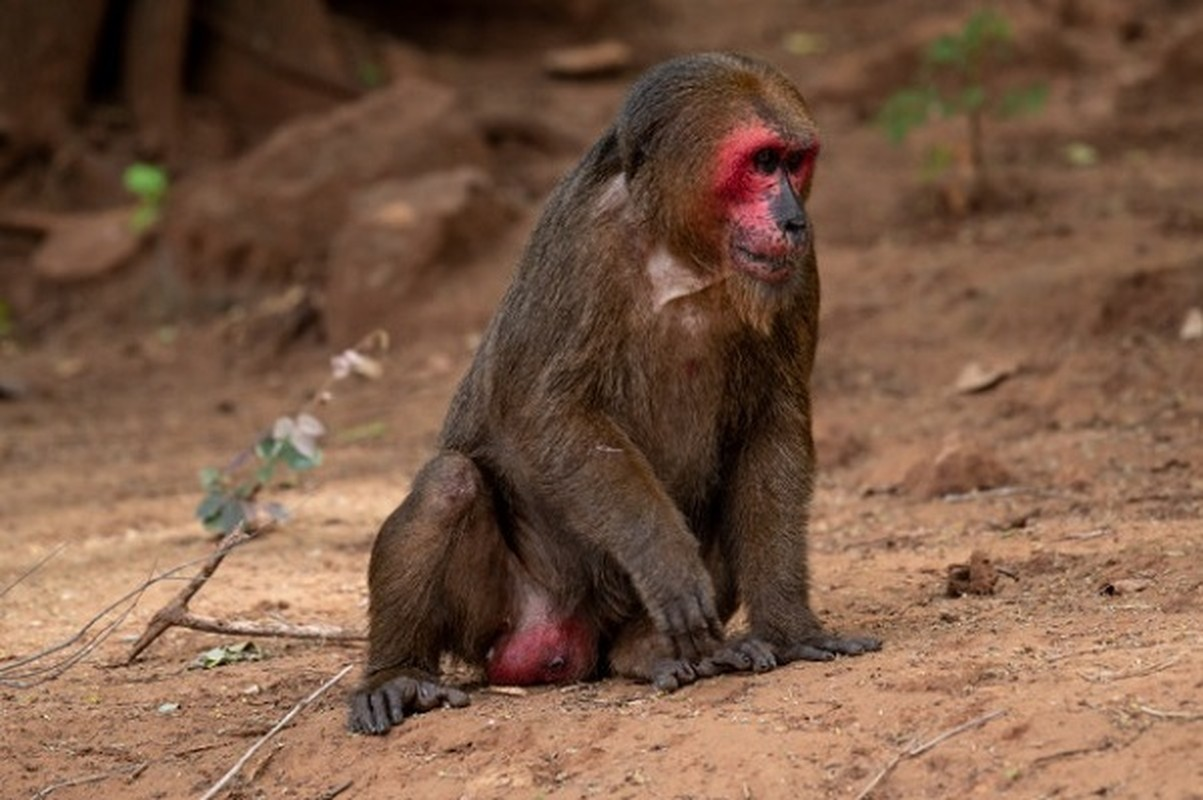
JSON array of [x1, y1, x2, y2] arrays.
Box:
[[197, 494, 246, 533], [123, 163, 168, 201], [254, 462, 276, 486], [877, 87, 936, 144], [278, 440, 321, 472], [199, 467, 224, 491], [188, 641, 263, 670], [926, 34, 964, 66], [196, 492, 227, 524], [255, 435, 283, 461], [218, 500, 248, 533], [964, 9, 1012, 51]]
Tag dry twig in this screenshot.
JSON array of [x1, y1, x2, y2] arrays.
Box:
[[855, 709, 1007, 800], [1078, 655, 1180, 683], [1137, 705, 1203, 721], [31, 761, 148, 800], [125, 526, 363, 664], [1, 559, 191, 687], [198, 663, 354, 800], [0, 542, 66, 599]]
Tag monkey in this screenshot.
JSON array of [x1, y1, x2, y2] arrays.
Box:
[[348, 52, 881, 736]]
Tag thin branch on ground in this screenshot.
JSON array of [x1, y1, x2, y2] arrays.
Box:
[[126, 525, 363, 665], [855, 709, 1007, 800], [31, 761, 148, 800], [0, 558, 192, 687], [316, 780, 354, 800], [1078, 655, 1180, 683], [1031, 740, 1116, 767], [0, 542, 67, 599], [198, 663, 354, 800], [1137, 704, 1203, 721]]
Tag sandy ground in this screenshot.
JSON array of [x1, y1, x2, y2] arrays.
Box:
[[2, 1, 1202, 798]]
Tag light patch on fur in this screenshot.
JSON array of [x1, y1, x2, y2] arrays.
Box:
[[596, 173, 628, 215], [646, 245, 721, 312]]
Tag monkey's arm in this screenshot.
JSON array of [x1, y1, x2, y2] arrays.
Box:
[[500, 414, 723, 661], [725, 399, 881, 662]]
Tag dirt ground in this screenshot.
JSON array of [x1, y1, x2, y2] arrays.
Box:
[[2, 1, 1202, 798]]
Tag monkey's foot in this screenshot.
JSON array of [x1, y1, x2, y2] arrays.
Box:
[[348, 676, 470, 735], [777, 633, 882, 664], [649, 638, 780, 691], [646, 658, 701, 692], [696, 636, 778, 676]]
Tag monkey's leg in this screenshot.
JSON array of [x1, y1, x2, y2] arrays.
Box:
[[726, 407, 882, 664], [349, 452, 509, 735]]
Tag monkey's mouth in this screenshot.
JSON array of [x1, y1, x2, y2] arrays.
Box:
[[732, 246, 793, 284]]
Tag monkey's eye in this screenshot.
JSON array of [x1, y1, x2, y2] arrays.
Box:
[[784, 150, 806, 173], [751, 147, 781, 175]]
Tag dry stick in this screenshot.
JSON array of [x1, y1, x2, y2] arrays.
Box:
[[854, 709, 1007, 800], [31, 762, 148, 800], [1, 547, 252, 685], [0, 542, 67, 599], [316, 780, 354, 800], [0, 562, 181, 686], [125, 524, 364, 664], [126, 527, 255, 663], [1137, 705, 1203, 721], [198, 663, 354, 800]]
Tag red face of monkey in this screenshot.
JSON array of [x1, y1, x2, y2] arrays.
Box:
[[714, 124, 819, 285]]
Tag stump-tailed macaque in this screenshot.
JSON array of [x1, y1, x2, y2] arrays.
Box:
[[349, 52, 880, 735]]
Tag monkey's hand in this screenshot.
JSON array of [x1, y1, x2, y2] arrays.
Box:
[[637, 555, 724, 663], [348, 672, 470, 735]]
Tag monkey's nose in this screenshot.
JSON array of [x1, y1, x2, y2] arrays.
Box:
[[780, 214, 807, 238]]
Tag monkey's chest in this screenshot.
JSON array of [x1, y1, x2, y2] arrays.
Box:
[[618, 345, 730, 505]]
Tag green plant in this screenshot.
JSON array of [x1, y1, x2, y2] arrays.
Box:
[[196, 414, 325, 533], [877, 9, 1048, 192], [194, 331, 388, 535], [122, 162, 169, 232]]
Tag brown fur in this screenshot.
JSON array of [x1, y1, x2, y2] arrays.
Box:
[[348, 52, 879, 736]]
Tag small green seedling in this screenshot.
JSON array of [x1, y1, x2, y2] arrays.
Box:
[[196, 413, 325, 534], [877, 9, 1048, 195], [194, 332, 388, 536], [123, 162, 169, 232]]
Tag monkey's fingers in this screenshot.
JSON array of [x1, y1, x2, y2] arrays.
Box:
[[653, 585, 722, 662], [697, 637, 778, 677], [778, 633, 882, 664], [650, 658, 699, 692], [349, 690, 391, 735], [413, 681, 471, 712]]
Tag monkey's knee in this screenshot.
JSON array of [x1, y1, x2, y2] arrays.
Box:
[[410, 451, 489, 521]]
